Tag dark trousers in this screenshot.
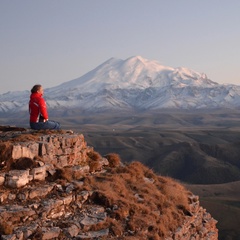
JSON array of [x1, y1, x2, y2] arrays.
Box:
[[30, 120, 60, 130]]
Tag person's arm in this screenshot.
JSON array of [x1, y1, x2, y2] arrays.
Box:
[[39, 98, 49, 121]]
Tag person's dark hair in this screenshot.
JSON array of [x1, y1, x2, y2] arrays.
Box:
[[31, 84, 42, 93]]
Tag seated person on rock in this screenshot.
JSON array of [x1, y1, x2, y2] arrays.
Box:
[[29, 84, 60, 130]]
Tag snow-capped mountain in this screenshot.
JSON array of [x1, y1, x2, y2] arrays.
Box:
[[1, 56, 240, 115]]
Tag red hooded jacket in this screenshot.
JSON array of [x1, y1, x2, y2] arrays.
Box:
[[29, 92, 48, 123]]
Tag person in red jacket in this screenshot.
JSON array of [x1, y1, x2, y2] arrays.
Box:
[[29, 84, 60, 130]]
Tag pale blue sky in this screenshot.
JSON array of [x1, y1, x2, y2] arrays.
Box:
[[0, 0, 240, 93]]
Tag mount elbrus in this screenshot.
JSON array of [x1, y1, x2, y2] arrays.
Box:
[[1, 56, 240, 115]]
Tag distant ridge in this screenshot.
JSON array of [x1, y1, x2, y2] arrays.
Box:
[[0, 56, 240, 115]]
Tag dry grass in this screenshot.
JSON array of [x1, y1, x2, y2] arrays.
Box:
[[81, 161, 191, 238], [0, 142, 13, 169], [56, 166, 87, 182], [87, 150, 105, 172], [89, 161, 102, 172], [0, 221, 14, 235], [104, 153, 121, 168], [87, 150, 102, 162], [57, 167, 74, 182]]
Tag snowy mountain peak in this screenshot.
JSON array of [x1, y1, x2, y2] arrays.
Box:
[[123, 55, 148, 66], [48, 56, 215, 94], [0, 56, 240, 115]]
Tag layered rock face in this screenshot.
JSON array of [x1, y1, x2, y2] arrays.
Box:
[[0, 128, 218, 239]]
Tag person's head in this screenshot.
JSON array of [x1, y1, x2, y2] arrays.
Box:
[[31, 84, 43, 94]]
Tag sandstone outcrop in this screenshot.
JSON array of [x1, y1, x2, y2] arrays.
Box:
[[0, 127, 218, 239]]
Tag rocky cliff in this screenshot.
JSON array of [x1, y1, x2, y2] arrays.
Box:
[[0, 127, 218, 239]]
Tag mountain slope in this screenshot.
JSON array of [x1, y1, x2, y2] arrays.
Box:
[[1, 56, 240, 114]]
